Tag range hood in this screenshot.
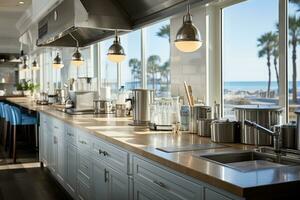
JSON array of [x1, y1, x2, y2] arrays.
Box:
[[37, 0, 212, 47], [36, 0, 132, 47]]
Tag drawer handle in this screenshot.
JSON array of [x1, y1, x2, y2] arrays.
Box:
[[79, 140, 87, 145], [153, 180, 167, 189], [67, 133, 74, 137], [104, 168, 109, 183], [99, 149, 109, 156]]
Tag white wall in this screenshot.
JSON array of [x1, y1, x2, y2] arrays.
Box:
[[170, 6, 208, 104]]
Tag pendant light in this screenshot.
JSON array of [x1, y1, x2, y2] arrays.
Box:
[[32, 60, 40, 70], [20, 56, 28, 71], [107, 30, 126, 63], [70, 33, 84, 67], [174, 0, 202, 53], [53, 52, 64, 69]]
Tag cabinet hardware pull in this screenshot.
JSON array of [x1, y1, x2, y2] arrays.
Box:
[[99, 149, 109, 156], [79, 140, 87, 144], [67, 133, 74, 136], [153, 180, 167, 189], [104, 168, 109, 183]]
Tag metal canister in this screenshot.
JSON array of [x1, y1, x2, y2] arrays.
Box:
[[115, 104, 126, 117], [280, 123, 296, 149], [131, 89, 154, 125], [189, 105, 212, 133], [211, 119, 240, 143], [294, 110, 300, 150], [234, 105, 283, 145], [180, 105, 190, 131], [198, 119, 213, 137]]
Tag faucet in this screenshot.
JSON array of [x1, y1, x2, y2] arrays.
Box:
[[244, 120, 281, 161]]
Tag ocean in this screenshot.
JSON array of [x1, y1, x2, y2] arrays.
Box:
[[224, 81, 300, 91]]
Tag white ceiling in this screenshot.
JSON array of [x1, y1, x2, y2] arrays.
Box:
[[0, 0, 31, 53]]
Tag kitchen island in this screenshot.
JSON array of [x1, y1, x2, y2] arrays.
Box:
[[6, 97, 300, 200]]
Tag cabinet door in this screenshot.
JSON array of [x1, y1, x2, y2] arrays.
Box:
[[108, 167, 129, 200], [56, 135, 65, 183], [66, 143, 77, 197], [47, 133, 55, 173], [205, 189, 231, 200], [134, 181, 167, 200], [92, 159, 108, 200]]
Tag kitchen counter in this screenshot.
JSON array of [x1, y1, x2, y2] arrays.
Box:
[[0, 95, 25, 101], [6, 97, 300, 199]]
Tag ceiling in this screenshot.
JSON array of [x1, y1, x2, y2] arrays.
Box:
[[0, 0, 31, 53]]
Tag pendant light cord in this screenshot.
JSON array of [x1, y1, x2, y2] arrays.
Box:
[[69, 33, 79, 48], [187, 0, 190, 14]]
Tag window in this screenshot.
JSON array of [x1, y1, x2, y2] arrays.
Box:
[[222, 0, 279, 119], [120, 30, 142, 90], [288, 0, 300, 121], [145, 20, 171, 97], [100, 38, 118, 98]]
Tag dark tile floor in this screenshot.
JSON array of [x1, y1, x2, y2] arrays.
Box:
[[0, 167, 72, 200]]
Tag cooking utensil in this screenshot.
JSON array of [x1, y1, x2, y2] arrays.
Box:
[[211, 119, 240, 143], [280, 123, 296, 149], [234, 105, 283, 145], [198, 119, 213, 137], [184, 81, 192, 107]]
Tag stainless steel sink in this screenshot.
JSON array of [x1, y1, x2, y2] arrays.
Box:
[[197, 149, 300, 172]]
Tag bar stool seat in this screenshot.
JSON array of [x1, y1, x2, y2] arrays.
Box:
[[10, 106, 38, 163]]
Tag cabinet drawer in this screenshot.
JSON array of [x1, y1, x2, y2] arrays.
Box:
[[92, 137, 129, 174], [133, 157, 203, 200], [65, 124, 77, 145], [77, 178, 90, 200], [78, 153, 92, 184], [205, 188, 231, 200], [77, 131, 91, 151]]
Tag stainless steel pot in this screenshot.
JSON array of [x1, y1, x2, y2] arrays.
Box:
[[211, 119, 240, 143], [234, 105, 283, 145], [189, 105, 212, 133], [295, 110, 300, 150], [115, 104, 126, 117], [280, 123, 296, 149], [131, 89, 154, 126], [94, 100, 112, 114], [198, 119, 213, 137]]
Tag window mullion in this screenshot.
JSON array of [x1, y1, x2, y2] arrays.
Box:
[[279, 0, 288, 123]]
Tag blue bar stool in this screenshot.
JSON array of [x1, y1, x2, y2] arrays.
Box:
[[3, 104, 11, 151], [10, 106, 37, 163], [0, 102, 4, 143]]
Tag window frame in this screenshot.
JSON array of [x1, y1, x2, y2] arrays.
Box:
[[214, 0, 289, 122]]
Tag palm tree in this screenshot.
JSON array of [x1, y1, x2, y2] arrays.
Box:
[[271, 32, 279, 90], [156, 24, 170, 42], [159, 61, 170, 88], [290, 0, 300, 11], [147, 55, 161, 90], [289, 16, 300, 103], [257, 32, 274, 98], [129, 58, 141, 88]]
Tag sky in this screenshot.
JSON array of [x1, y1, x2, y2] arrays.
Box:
[[223, 0, 300, 82]]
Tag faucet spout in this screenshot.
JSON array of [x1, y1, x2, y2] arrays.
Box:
[[244, 120, 281, 156]]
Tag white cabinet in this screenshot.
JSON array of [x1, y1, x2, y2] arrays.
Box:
[[205, 189, 231, 200], [134, 180, 168, 200], [39, 113, 242, 200], [92, 158, 129, 200], [66, 142, 77, 198], [133, 157, 203, 200]]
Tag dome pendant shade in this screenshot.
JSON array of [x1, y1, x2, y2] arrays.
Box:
[[174, 4, 202, 52], [72, 48, 84, 67], [53, 53, 64, 69], [32, 60, 40, 70], [107, 30, 126, 63]]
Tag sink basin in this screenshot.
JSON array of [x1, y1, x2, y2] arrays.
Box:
[[197, 150, 300, 172]]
